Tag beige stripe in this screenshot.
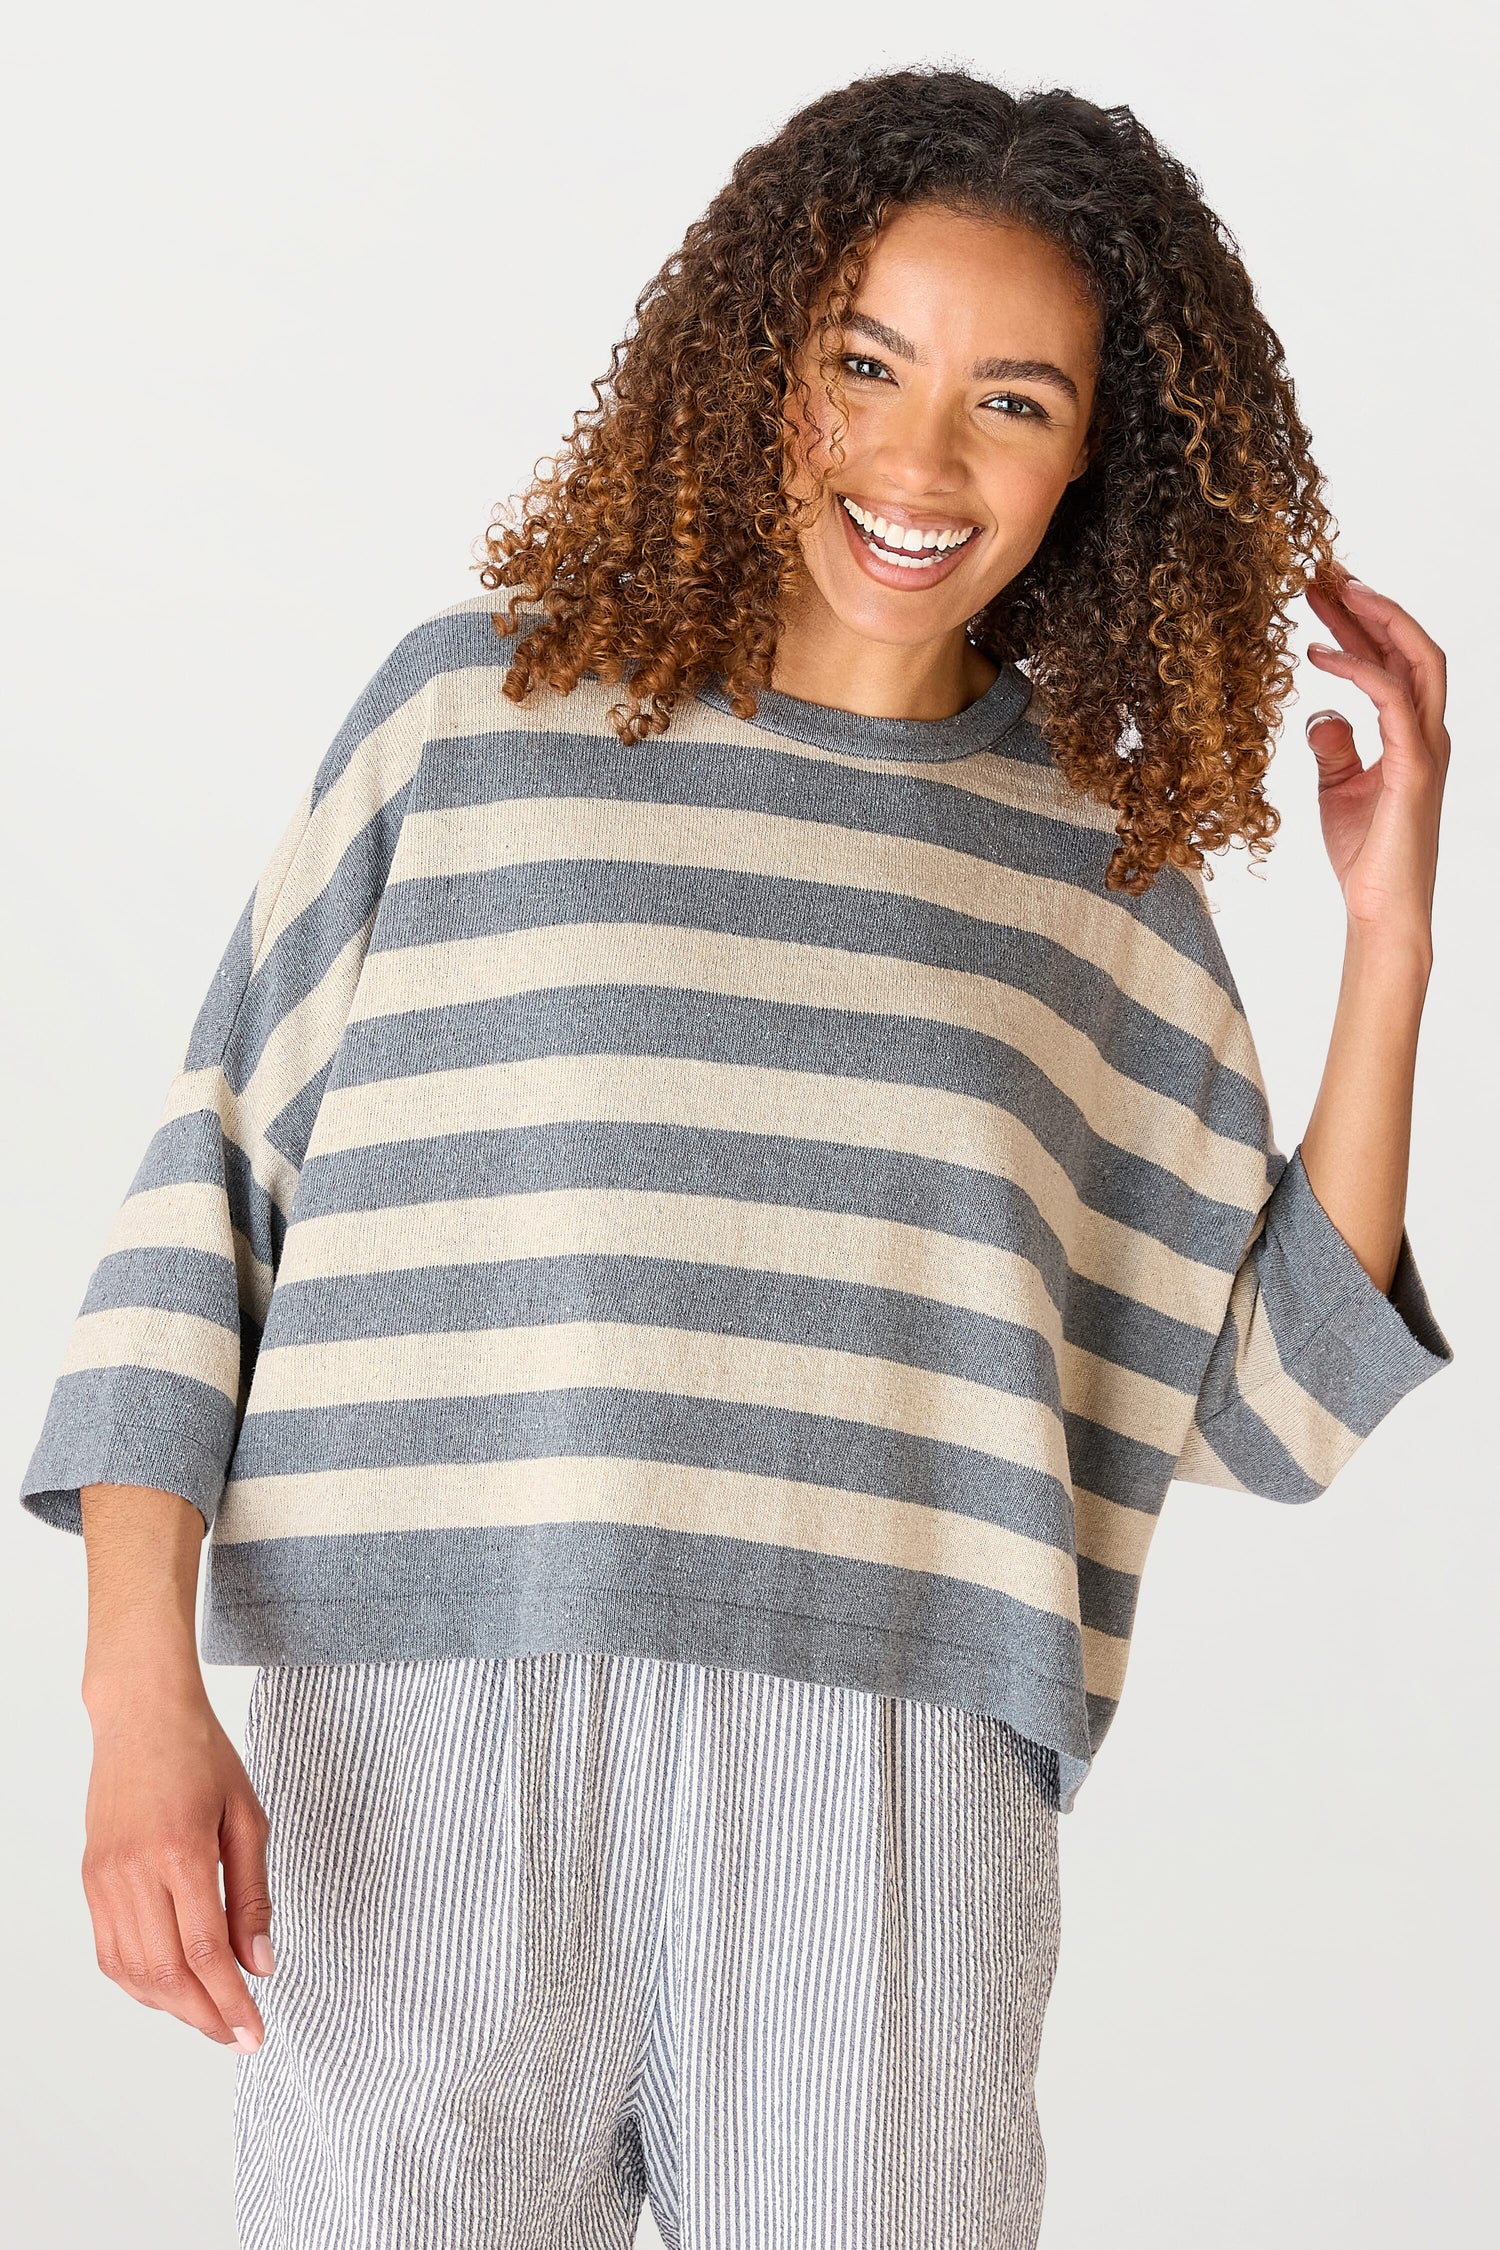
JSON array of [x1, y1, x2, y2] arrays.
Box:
[[157, 1068, 299, 1219], [424, 635, 1121, 840], [307, 1051, 1230, 1328], [101, 1183, 277, 1323], [104, 1181, 232, 1259], [278, 1187, 1197, 1468], [347, 921, 1265, 1212], [1072, 1485, 1162, 1579], [1081, 1622, 1131, 1703], [213, 1453, 1082, 1627], [239, 911, 376, 1136], [1058, 1340, 1194, 1459], [249, 784, 316, 959], [1219, 1274, 1361, 1487], [1172, 1419, 1245, 1491], [246, 1318, 1071, 1485], [394, 793, 1258, 1083], [61, 1306, 240, 1403], [255, 686, 428, 963], [279, 1182, 1062, 1330]]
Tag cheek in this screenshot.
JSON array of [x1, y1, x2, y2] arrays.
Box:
[[983, 449, 1078, 551]]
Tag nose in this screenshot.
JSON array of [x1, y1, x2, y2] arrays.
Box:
[[866, 386, 969, 499]]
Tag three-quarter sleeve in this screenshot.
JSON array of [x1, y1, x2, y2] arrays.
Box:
[[21, 630, 431, 1534], [1173, 1144, 1452, 1500]]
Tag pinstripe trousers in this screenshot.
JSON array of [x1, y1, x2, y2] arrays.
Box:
[[234, 1652, 1062, 2249]]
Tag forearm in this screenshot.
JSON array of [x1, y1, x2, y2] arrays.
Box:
[[1298, 922, 1431, 1297], [79, 1483, 206, 1709]]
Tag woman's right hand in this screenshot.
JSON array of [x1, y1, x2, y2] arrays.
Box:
[[83, 1672, 273, 2049], [79, 1483, 274, 2050]]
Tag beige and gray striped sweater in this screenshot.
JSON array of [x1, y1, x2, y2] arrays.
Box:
[[22, 593, 1451, 1805]]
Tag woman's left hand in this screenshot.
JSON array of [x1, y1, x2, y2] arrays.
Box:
[[1303, 573, 1449, 953]]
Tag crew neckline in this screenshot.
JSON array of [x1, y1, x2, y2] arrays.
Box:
[[695, 659, 1034, 764]]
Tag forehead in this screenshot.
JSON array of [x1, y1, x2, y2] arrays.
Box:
[[852, 203, 1099, 366]]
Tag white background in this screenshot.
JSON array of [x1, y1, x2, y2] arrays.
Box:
[[2, 3, 1494, 2242]]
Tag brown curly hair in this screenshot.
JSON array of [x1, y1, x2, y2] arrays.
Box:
[[476, 67, 1345, 892]]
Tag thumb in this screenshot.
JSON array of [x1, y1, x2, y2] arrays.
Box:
[[221, 1785, 275, 1980], [1304, 708, 1363, 790]]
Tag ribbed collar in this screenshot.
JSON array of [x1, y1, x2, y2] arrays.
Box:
[[695, 660, 1034, 764]]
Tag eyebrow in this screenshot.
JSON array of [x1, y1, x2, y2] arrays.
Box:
[[843, 311, 1081, 404]]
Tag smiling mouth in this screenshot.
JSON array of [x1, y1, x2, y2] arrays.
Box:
[[838, 495, 980, 571]]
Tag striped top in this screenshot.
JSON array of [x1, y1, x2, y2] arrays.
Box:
[[21, 593, 1451, 1807]]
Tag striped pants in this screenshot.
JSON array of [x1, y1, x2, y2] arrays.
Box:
[[235, 1653, 1062, 2249]]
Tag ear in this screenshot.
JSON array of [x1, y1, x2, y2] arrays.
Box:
[[1067, 426, 1097, 484]]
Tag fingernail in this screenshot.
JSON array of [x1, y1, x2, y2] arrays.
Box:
[[1304, 709, 1346, 732], [232, 2026, 262, 2054], [1342, 576, 1370, 591], [251, 1935, 276, 1976], [1307, 641, 1339, 656]]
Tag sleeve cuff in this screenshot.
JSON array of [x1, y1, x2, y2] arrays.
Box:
[[1261, 1147, 1453, 1431], [19, 1372, 235, 1536]]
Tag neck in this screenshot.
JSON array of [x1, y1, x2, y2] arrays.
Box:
[[771, 578, 999, 720]]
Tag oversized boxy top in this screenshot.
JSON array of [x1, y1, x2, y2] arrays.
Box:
[[21, 593, 1451, 1806]]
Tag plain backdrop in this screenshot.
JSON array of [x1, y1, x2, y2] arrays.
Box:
[[2, 3, 1494, 2243]]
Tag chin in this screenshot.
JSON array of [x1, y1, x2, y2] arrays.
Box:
[[823, 579, 979, 647]]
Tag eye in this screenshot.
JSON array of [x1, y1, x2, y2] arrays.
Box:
[[984, 391, 1050, 421], [840, 354, 894, 384]]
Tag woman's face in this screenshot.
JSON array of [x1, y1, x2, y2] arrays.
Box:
[[783, 203, 1100, 650]]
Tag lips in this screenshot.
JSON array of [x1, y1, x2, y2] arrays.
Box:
[[835, 494, 981, 590]]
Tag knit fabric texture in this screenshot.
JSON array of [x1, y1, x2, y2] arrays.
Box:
[[21, 594, 1453, 1806]]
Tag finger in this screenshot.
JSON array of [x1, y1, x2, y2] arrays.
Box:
[[1305, 645, 1438, 789], [139, 1863, 254, 2061], [165, 1848, 266, 2052], [1307, 576, 1387, 669], [221, 1788, 275, 1982], [1303, 708, 1364, 789], [1337, 579, 1448, 748], [86, 1870, 164, 2016], [102, 1854, 240, 2052]]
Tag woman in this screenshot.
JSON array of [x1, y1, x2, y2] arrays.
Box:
[[22, 66, 1451, 2250]]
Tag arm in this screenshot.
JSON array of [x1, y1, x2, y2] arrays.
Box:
[[1172, 572, 1452, 1500], [23, 617, 440, 2051], [1298, 572, 1448, 1294], [80, 1483, 272, 2051]]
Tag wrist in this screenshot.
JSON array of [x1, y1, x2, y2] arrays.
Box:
[[83, 1631, 205, 1720], [1342, 913, 1433, 991]]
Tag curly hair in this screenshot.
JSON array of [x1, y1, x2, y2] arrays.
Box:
[[476, 67, 1345, 892]]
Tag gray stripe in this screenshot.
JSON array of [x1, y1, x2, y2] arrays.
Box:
[[21, 1364, 239, 1533], [81, 1243, 240, 1331], [183, 894, 256, 1070], [1062, 1413, 1176, 1510], [265, 1058, 334, 1172], [292, 1122, 1215, 1388], [414, 716, 1240, 992], [226, 789, 413, 1089], [697, 656, 1033, 760], [1253, 1151, 1452, 1432], [124, 1113, 286, 1273], [233, 1650, 1060, 2244], [1191, 1390, 1321, 1504], [266, 1251, 1064, 1403], [1076, 1551, 1147, 1642], [299, 606, 519, 817], [331, 982, 1253, 1265], [230, 1392, 1079, 1552], [374, 853, 1269, 1147], [206, 1521, 1090, 1776]]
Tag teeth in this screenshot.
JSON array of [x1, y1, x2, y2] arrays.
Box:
[[840, 496, 976, 566]]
